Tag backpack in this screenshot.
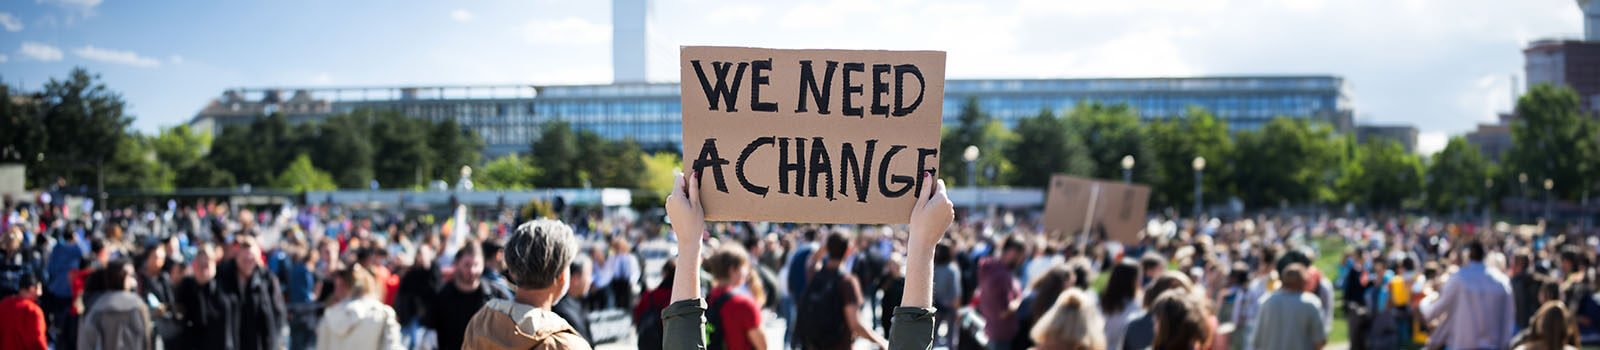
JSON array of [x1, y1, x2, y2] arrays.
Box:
[[705, 292, 737, 350], [636, 291, 668, 350], [796, 268, 851, 348]]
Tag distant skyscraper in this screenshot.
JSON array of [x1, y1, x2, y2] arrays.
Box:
[[612, 0, 648, 83], [1582, 0, 1600, 41]]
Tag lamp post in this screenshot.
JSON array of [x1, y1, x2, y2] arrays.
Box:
[[1484, 178, 1493, 228], [1519, 173, 1528, 224], [1545, 179, 1555, 223], [1193, 156, 1206, 217], [1121, 155, 1135, 183], [964, 146, 979, 210]]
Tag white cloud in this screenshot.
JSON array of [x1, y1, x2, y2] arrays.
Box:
[[521, 18, 609, 45], [19, 41, 63, 61], [311, 73, 334, 85], [169, 55, 184, 64], [73, 45, 161, 68], [39, 0, 102, 17], [0, 54, 9, 63], [0, 12, 22, 32], [451, 9, 474, 22], [1417, 132, 1449, 155]]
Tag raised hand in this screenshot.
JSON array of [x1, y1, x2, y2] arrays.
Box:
[[901, 171, 952, 309], [666, 170, 706, 243]]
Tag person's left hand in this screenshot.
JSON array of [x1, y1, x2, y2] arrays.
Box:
[[907, 172, 953, 255], [666, 170, 706, 244]]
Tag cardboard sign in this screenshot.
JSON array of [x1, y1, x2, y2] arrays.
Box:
[[680, 46, 946, 224], [1042, 174, 1150, 245]]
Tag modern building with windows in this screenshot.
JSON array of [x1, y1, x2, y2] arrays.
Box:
[[189, 76, 1354, 159]]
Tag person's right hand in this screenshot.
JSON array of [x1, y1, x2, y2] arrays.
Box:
[[666, 170, 706, 244], [907, 172, 953, 254]]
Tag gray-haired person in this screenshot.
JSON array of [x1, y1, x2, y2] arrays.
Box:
[[662, 170, 954, 350], [461, 219, 591, 350]]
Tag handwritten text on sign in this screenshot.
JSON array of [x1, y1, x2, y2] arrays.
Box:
[[680, 47, 946, 224]]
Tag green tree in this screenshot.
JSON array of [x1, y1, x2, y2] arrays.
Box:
[[0, 82, 47, 186], [32, 68, 134, 189], [1065, 103, 1151, 182], [939, 97, 1015, 186], [1338, 139, 1424, 211], [1506, 84, 1600, 201], [1229, 117, 1343, 209], [531, 121, 581, 187], [1145, 108, 1233, 213], [1425, 137, 1494, 214], [208, 113, 303, 187], [369, 111, 433, 188], [312, 112, 375, 188], [640, 151, 682, 195], [271, 154, 337, 191], [474, 154, 541, 190], [103, 133, 174, 190], [428, 118, 484, 185], [1005, 108, 1093, 187], [591, 138, 646, 188]]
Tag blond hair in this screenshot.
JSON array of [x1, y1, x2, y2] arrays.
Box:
[[1030, 289, 1106, 350]]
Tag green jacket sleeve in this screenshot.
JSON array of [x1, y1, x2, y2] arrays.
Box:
[[661, 299, 707, 350], [889, 306, 937, 350]]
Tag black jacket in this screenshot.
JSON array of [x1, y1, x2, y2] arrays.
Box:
[[174, 276, 234, 350], [394, 264, 441, 324], [553, 295, 594, 344], [216, 261, 287, 350]]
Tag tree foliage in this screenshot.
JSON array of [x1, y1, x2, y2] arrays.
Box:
[[1507, 84, 1600, 201], [1145, 108, 1233, 212], [474, 154, 541, 190], [1426, 137, 1493, 213], [939, 97, 1015, 186], [1067, 103, 1151, 183], [1005, 109, 1093, 187], [1337, 139, 1424, 211], [1229, 117, 1343, 209], [271, 154, 337, 191]]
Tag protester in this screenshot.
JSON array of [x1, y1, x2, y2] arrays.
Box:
[[78, 258, 153, 350], [1123, 270, 1196, 350], [481, 240, 514, 299], [1149, 290, 1212, 350], [395, 239, 440, 348], [1013, 264, 1074, 350], [217, 235, 287, 350], [979, 235, 1029, 350], [1101, 259, 1144, 350], [661, 171, 951, 350], [428, 243, 508, 350], [461, 219, 589, 350], [932, 241, 962, 349], [553, 255, 594, 344], [1514, 302, 1578, 350], [703, 244, 763, 350], [0, 273, 47, 350], [174, 242, 230, 349], [633, 259, 674, 350], [1251, 264, 1326, 350], [1029, 288, 1105, 350], [1421, 240, 1516, 349], [316, 264, 403, 350]]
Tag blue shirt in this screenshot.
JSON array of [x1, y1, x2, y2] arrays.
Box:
[[46, 240, 82, 297], [285, 263, 317, 303], [785, 245, 815, 297]]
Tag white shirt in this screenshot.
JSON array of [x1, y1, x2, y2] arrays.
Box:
[[1421, 262, 1516, 350]]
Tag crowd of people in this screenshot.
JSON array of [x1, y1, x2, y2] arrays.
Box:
[[0, 172, 1597, 350]]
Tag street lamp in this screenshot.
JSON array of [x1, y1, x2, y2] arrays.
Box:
[[1545, 179, 1555, 223], [1519, 173, 1528, 223], [1121, 155, 1135, 183], [963, 145, 980, 188], [1193, 156, 1206, 217]]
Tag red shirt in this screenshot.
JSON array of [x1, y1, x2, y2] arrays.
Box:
[[708, 286, 761, 350], [633, 285, 674, 321], [0, 295, 46, 350]]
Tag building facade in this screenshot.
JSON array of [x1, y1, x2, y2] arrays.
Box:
[[191, 76, 1355, 159], [1356, 124, 1420, 154], [1524, 39, 1600, 112]]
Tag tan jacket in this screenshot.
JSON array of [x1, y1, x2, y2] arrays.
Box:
[[316, 297, 403, 350], [461, 299, 591, 350]]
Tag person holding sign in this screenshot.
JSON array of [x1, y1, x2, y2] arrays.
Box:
[[660, 170, 953, 350]]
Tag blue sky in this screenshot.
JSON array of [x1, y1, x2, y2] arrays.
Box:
[[0, 0, 1584, 154]]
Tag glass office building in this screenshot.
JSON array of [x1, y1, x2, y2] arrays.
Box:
[[190, 76, 1352, 159]]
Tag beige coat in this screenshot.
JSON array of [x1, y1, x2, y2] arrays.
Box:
[[461, 299, 591, 350], [316, 297, 403, 350]]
